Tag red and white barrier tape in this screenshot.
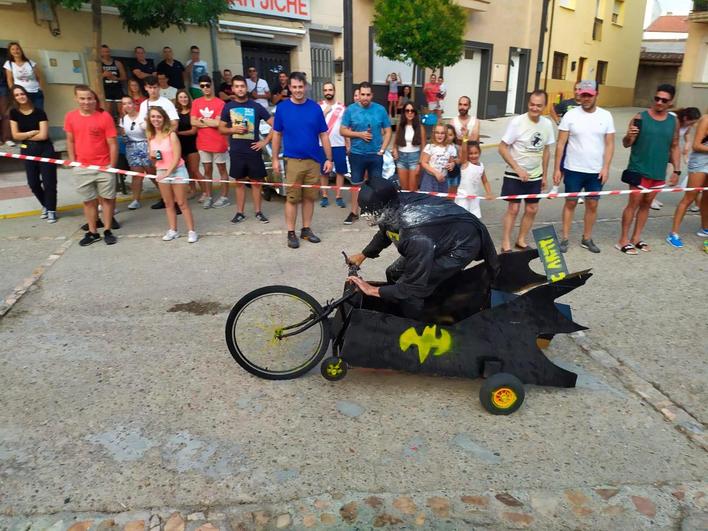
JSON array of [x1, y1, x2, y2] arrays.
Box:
[[2, 151, 706, 202]]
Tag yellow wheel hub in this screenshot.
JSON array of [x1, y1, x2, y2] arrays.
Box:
[[492, 387, 517, 409], [326, 362, 342, 377]]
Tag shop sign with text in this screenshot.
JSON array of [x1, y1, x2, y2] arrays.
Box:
[[229, 0, 311, 20]]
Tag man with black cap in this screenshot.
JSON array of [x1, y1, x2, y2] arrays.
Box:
[[346, 178, 499, 318]]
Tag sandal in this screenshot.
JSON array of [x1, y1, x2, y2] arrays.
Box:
[[633, 240, 650, 252], [500, 248, 513, 254], [515, 243, 531, 251], [615, 243, 638, 255]]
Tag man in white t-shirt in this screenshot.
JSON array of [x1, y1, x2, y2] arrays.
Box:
[[185, 45, 209, 99], [246, 66, 271, 110], [136, 75, 179, 210], [157, 72, 177, 102], [498, 90, 555, 252], [318, 82, 350, 208], [553, 80, 615, 253]]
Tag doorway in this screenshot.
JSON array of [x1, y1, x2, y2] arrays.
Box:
[[505, 48, 530, 115], [576, 57, 586, 84], [241, 44, 292, 91], [443, 46, 482, 120]]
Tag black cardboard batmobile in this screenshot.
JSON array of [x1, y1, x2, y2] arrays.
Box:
[[226, 240, 591, 415]]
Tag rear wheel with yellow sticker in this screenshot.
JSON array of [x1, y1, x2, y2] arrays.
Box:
[[320, 356, 348, 381], [479, 373, 525, 415]]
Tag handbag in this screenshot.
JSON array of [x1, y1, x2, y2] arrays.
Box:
[[621, 169, 642, 187]]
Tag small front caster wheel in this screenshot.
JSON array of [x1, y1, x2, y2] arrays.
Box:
[[321, 357, 348, 381], [479, 373, 525, 415]]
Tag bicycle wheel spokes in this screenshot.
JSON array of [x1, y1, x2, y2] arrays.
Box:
[[231, 291, 327, 377]]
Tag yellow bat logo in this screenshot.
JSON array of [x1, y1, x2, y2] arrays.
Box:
[[399, 325, 452, 364], [386, 230, 400, 241]]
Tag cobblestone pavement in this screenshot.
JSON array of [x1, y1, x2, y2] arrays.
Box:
[[1, 110, 706, 529]]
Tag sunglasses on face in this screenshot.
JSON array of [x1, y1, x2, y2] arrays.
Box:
[[199, 83, 211, 88], [654, 96, 670, 103], [405, 109, 415, 113]]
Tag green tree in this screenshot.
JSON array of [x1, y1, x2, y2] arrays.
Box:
[[372, 0, 466, 96], [56, 0, 228, 97]]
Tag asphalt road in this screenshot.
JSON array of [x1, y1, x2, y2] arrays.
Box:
[[0, 108, 706, 530]]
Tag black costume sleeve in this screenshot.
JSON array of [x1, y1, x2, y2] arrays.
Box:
[[379, 235, 435, 301], [362, 228, 392, 258]]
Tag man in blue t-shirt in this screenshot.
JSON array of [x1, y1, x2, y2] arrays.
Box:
[[340, 81, 392, 224], [219, 75, 274, 224], [272, 72, 334, 249]]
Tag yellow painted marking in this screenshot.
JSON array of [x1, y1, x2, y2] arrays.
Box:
[[399, 325, 452, 364]]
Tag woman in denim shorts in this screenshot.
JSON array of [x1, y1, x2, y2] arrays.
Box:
[[392, 103, 426, 191], [119, 96, 150, 210]]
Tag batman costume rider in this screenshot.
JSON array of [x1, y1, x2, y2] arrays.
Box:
[[346, 177, 500, 318]]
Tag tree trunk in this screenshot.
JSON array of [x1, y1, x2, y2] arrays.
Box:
[[90, 0, 104, 101], [410, 63, 417, 101]]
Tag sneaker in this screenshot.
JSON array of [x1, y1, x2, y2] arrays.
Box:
[[650, 199, 662, 211], [40, 207, 48, 219], [128, 200, 141, 210], [46, 211, 57, 224], [697, 228, 708, 238], [103, 230, 117, 245], [578, 198, 585, 205], [688, 205, 700, 213], [111, 217, 121, 230], [343, 212, 359, 225], [162, 229, 179, 241], [580, 238, 601, 253], [336, 197, 346, 208], [197, 193, 207, 203], [187, 230, 199, 243], [212, 196, 231, 208], [151, 199, 166, 210], [203, 196, 213, 209], [79, 231, 101, 246], [666, 233, 684, 248], [559, 239, 569, 253], [4, 140, 16, 147], [320, 196, 329, 207], [230, 212, 246, 223], [287, 230, 300, 249], [300, 227, 321, 243], [255, 211, 269, 223]]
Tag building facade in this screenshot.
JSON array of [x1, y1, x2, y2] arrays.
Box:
[[634, 14, 688, 107], [677, 6, 708, 108], [541, 0, 646, 108], [0, 0, 343, 135], [350, 0, 545, 119]]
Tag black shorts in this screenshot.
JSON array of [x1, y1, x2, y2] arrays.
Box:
[[230, 154, 267, 180], [104, 85, 125, 102], [501, 174, 542, 204]]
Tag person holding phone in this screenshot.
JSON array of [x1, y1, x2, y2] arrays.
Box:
[[616, 84, 680, 254]]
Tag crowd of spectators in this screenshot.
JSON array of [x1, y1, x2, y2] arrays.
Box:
[[0, 41, 705, 254]]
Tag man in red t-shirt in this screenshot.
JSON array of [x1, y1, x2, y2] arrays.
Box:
[[64, 85, 119, 246], [190, 75, 230, 209]]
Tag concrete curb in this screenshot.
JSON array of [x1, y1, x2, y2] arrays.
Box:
[[0, 193, 162, 220]]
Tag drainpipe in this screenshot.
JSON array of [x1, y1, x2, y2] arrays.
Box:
[[542, 0, 556, 92], [210, 20, 221, 82], [343, 0, 353, 103], [535, 0, 550, 90]]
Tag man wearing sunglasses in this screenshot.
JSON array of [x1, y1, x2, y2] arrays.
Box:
[[185, 45, 208, 99], [616, 83, 680, 255], [191, 75, 230, 209], [246, 67, 271, 110]]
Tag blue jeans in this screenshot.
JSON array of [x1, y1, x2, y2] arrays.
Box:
[[348, 152, 383, 184], [29, 90, 44, 111]]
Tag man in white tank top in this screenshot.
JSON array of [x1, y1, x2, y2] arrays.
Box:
[[448, 96, 480, 144]]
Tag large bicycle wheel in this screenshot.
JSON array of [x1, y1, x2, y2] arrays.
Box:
[[225, 285, 330, 380]]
